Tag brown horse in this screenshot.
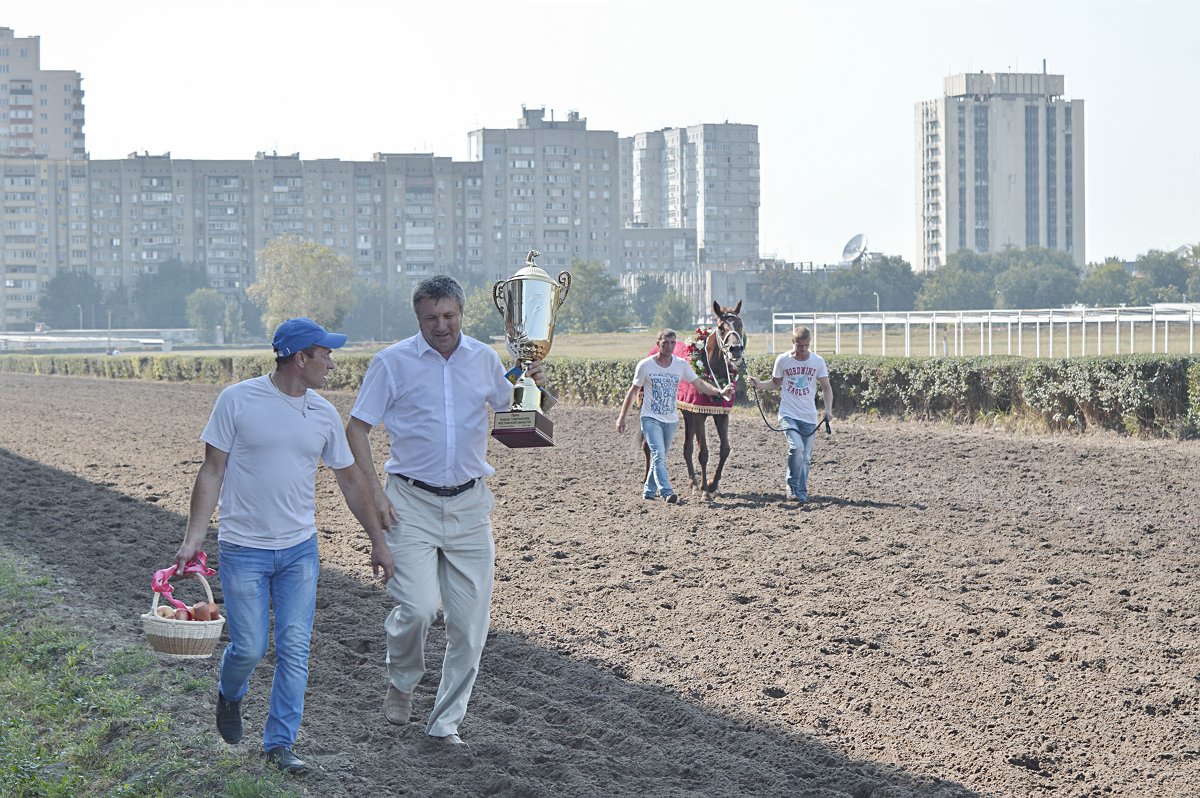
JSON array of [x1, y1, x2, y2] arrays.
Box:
[[643, 301, 746, 499]]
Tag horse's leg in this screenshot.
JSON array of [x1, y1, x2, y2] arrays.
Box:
[[681, 411, 700, 492], [694, 416, 711, 499], [642, 438, 651, 487], [707, 413, 732, 496]]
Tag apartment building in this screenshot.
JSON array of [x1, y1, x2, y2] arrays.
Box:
[[81, 151, 487, 296], [0, 157, 88, 328], [0, 27, 85, 160], [916, 70, 1085, 272], [468, 107, 619, 278]]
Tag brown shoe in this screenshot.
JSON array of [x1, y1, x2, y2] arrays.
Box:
[[384, 685, 412, 725]]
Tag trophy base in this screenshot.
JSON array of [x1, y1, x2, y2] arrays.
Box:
[[491, 410, 554, 448]]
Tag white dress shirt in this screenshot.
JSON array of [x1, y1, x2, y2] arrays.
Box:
[[350, 333, 514, 486]]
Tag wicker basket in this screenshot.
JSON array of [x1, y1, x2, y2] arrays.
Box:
[[141, 573, 225, 658]]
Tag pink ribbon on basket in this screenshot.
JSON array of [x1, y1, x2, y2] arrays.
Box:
[[152, 551, 216, 612]]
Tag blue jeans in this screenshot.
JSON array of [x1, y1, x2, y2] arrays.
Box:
[[217, 536, 319, 752], [641, 416, 678, 498], [782, 417, 818, 501]]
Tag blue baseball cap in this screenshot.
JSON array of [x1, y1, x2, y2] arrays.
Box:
[[272, 318, 348, 356]]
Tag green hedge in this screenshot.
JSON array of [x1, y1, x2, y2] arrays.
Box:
[[2, 351, 1198, 438]]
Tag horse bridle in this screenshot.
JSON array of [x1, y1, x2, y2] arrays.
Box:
[[714, 313, 746, 374]]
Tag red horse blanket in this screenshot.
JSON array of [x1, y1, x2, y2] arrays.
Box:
[[673, 329, 735, 415]]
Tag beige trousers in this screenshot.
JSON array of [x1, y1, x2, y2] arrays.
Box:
[[383, 474, 495, 738]]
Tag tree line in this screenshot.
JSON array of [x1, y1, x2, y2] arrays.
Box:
[[743, 245, 1199, 330], [34, 239, 1199, 342]]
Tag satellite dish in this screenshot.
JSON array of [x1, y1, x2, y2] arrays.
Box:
[[840, 233, 868, 265]]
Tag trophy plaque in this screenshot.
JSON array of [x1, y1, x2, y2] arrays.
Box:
[[490, 250, 571, 448]]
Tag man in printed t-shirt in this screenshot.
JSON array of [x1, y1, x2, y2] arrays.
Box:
[[615, 328, 735, 503], [748, 325, 834, 504]]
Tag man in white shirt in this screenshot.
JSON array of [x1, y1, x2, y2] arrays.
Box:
[[346, 275, 544, 746], [175, 318, 393, 774], [615, 328, 735, 503], [748, 325, 834, 503]]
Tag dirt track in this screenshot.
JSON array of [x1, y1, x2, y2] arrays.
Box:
[[0, 372, 1197, 797]]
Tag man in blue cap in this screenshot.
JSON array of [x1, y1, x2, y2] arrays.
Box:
[[174, 317, 394, 774]]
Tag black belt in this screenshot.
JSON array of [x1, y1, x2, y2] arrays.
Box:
[[395, 473, 477, 497]]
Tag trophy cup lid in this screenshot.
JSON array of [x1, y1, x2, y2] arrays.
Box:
[[509, 250, 555, 284]]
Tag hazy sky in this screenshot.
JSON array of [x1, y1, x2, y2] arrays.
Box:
[[8, 0, 1198, 268]]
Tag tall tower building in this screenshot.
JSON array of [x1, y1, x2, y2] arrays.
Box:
[[0, 28, 85, 159], [627, 123, 759, 265], [468, 107, 618, 278], [916, 70, 1084, 271]]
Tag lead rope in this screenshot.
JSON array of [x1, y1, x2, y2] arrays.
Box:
[[715, 327, 785, 433], [748, 380, 787, 433]]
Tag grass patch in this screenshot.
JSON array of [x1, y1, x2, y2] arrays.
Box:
[[0, 553, 298, 798]]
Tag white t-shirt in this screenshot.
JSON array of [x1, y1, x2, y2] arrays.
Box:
[[201, 375, 354, 550], [773, 351, 829, 424], [349, 333, 514, 486], [632, 355, 699, 423]]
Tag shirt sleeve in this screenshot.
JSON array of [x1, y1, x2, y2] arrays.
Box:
[[817, 355, 829, 379], [199, 385, 237, 453], [771, 354, 788, 380], [320, 406, 355, 470], [681, 358, 700, 384], [631, 358, 649, 387], [486, 349, 515, 412], [349, 354, 393, 427]]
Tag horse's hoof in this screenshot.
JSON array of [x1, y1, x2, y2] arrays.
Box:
[[701, 491, 713, 502]]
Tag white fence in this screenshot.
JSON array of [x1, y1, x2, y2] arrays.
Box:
[[0, 329, 174, 352], [771, 304, 1200, 358]]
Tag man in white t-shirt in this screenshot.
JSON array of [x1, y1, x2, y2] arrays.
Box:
[[174, 318, 393, 774], [615, 328, 735, 502], [748, 325, 834, 504]]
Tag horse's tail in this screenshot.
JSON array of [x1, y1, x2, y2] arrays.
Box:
[[631, 426, 646, 456]]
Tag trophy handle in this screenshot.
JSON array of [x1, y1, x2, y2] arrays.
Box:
[[556, 271, 572, 307], [492, 281, 505, 315]]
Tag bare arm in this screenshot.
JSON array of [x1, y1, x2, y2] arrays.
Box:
[[615, 384, 640, 433], [818, 376, 834, 420], [333, 464, 395, 584], [748, 374, 782, 391], [345, 417, 396, 529], [693, 377, 736, 400], [175, 444, 227, 574]]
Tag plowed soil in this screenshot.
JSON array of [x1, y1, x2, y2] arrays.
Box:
[[0, 372, 1197, 797]]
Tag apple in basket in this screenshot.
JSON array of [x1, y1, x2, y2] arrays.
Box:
[[153, 602, 221, 620]]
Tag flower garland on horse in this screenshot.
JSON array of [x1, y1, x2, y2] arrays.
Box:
[[675, 327, 737, 414]]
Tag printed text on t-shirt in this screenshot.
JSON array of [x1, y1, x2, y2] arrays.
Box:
[[783, 365, 818, 398]]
